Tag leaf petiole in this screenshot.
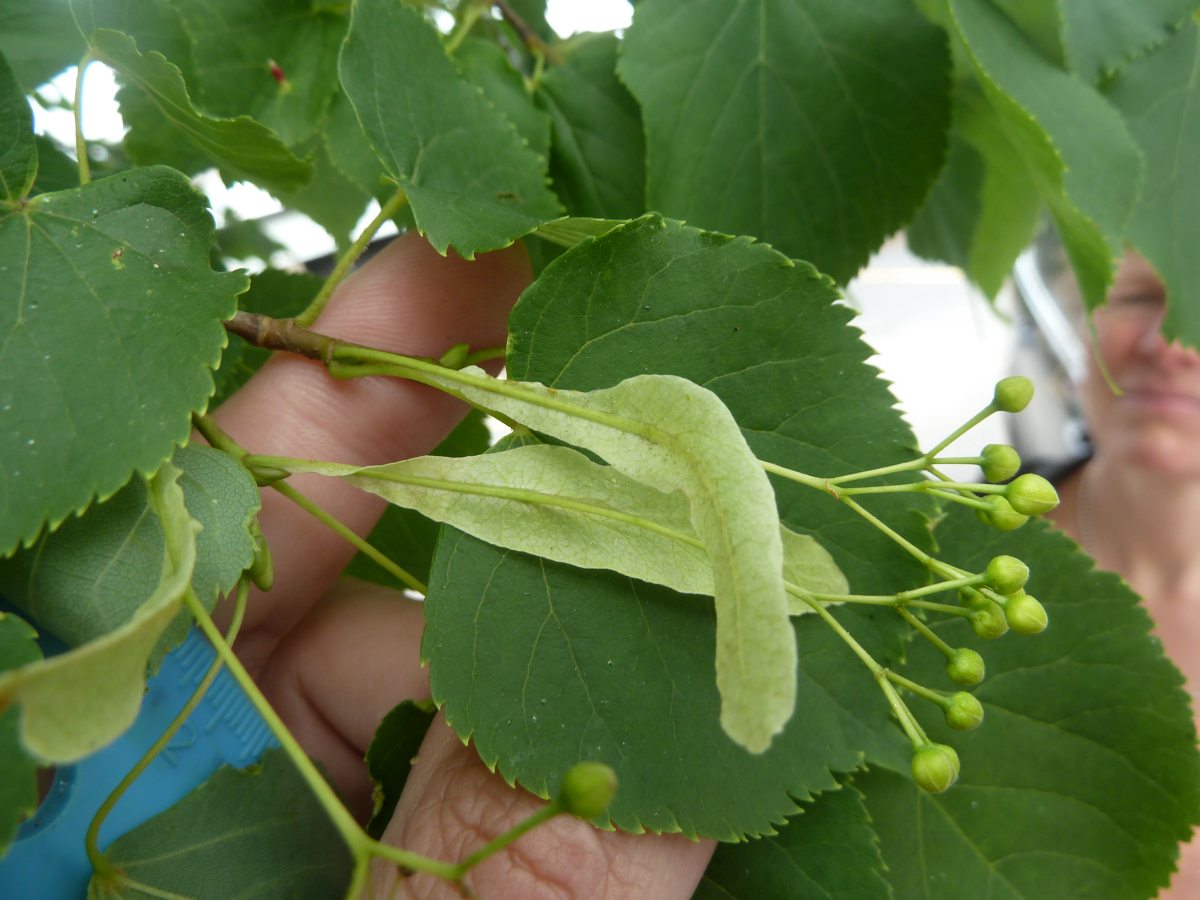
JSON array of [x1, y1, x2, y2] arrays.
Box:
[[183, 590, 463, 883], [74, 53, 94, 185], [294, 187, 410, 327], [271, 480, 427, 594], [86, 579, 251, 885]]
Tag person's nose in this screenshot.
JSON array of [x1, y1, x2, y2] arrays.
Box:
[[1137, 304, 1200, 367]]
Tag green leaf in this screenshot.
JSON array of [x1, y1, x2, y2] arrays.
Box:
[[425, 216, 933, 838], [339, 0, 562, 256], [322, 88, 388, 200], [169, 0, 347, 148], [72, 0, 197, 71], [0, 612, 41, 859], [952, 84, 1043, 297], [92, 747, 353, 898], [533, 216, 624, 248], [0, 446, 259, 658], [862, 512, 1200, 900], [695, 782, 891, 899], [505, 0, 555, 44], [617, 0, 951, 283], [365, 699, 436, 840], [81, 28, 311, 194], [211, 269, 320, 407], [1061, 0, 1196, 83], [0, 462, 199, 762], [1106, 18, 1200, 349], [908, 82, 1043, 298], [537, 33, 645, 219], [0, 166, 246, 555], [0, 0, 86, 90], [271, 133, 370, 248], [276, 441, 847, 613], [949, 0, 1144, 309], [30, 137, 82, 196], [0, 51, 37, 204], [213, 214, 287, 266], [345, 410, 491, 590], [907, 133, 985, 273], [457, 37, 551, 163]]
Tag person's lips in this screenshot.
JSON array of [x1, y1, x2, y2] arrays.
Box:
[[1120, 383, 1200, 417]]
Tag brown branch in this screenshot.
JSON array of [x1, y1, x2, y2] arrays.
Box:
[[224, 311, 338, 364], [493, 1, 562, 65]]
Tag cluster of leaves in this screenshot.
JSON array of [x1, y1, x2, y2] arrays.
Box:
[[1, 0, 1199, 897]]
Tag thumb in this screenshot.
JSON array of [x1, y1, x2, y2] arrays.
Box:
[[212, 233, 531, 673]]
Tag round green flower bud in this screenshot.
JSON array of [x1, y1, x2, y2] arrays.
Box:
[[248, 527, 274, 592], [946, 648, 985, 686], [1005, 591, 1048, 635], [558, 762, 617, 820], [993, 375, 1034, 413], [977, 495, 1029, 532], [981, 443, 1021, 483], [911, 743, 961, 793], [985, 555, 1029, 595], [945, 692, 984, 730], [438, 342, 471, 369], [970, 602, 1009, 639], [1005, 473, 1060, 516]]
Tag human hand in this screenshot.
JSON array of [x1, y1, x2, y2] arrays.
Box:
[[210, 233, 715, 897]]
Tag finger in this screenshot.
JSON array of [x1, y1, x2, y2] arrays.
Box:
[[255, 578, 429, 819], [375, 718, 715, 899], [213, 234, 531, 674]]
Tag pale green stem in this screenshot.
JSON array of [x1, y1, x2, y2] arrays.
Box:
[[183, 589, 461, 881], [885, 670, 951, 709], [826, 457, 928, 485], [295, 188, 410, 327], [926, 489, 992, 512], [445, 0, 485, 53], [86, 578, 251, 879], [330, 346, 663, 444], [452, 801, 564, 878], [464, 346, 507, 367], [895, 605, 956, 658], [907, 600, 973, 618], [925, 404, 997, 459], [74, 53, 94, 185], [758, 459, 828, 492], [344, 858, 370, 900], [799, 594, 929, 747], [932, 456, 985, 467], [796, 594, 881, 675], [193, 413, 245, 459], [876, 674, 928, 749], [838, 481, 1003, 497], [271, 480, 427, 594]]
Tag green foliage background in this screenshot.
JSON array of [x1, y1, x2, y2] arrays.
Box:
[[1, 0, 1198, 897]]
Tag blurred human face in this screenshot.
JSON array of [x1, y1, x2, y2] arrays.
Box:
[[1081, 253, 1200, 475]]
